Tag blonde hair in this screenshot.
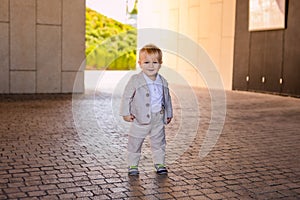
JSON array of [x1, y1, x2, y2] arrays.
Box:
[[139, 44, 163, 63]]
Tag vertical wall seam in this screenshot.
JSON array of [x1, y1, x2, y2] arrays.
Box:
[[220, 1, 224, 73], [8, 0, 11, 93], [247, 34, 252, 91], [35, 0, 38, 93], [280, 30, 285, 94], [263, 32, 266, 91], [61, 0, 63, 93], [176, 6, 179, 72], [232, 0, 237, 90]]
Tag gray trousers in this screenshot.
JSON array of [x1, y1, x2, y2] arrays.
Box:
[[127, 111, 166, 166]]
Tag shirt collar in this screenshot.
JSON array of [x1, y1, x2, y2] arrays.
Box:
[[142, 72, 161, 84]]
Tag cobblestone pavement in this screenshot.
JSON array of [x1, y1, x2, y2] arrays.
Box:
[[0, 86, 300, 199]]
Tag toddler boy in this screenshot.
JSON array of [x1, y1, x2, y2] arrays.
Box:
[[120, 44, 173, 175]]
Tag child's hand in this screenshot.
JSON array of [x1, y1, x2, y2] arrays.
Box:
[[167, 117, 172, 124], [123, 115, 135, 122]]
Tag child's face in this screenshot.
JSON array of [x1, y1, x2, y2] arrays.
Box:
[[138, 53, 162, 80]]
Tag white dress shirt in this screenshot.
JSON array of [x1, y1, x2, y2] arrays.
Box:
[[143, 73, 163, 113]]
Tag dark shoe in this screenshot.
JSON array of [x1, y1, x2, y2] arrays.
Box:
[[128, 166, 139, 176], [155, 164, 168, 175]]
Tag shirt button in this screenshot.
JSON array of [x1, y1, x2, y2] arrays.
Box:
[[146, 93, 150, 97], [146, 103, 150, 107], [146, 114, 150, 118]]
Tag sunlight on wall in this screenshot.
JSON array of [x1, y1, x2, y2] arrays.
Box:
[[86, 0, 127, 23], [138, 0, 236, 90]]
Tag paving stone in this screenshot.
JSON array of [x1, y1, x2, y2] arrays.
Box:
[[205, 192, 225, 199], [153, 192, 174, 199], [0, 85, 300, 199], [75, 191, 94, 198], [28, 190, 47, 197], [108, 191, 128, 199], [46, 189, 65, 195], [58, 193, 76, 199], [7, 192, 27, 199], [39, 195, 59, 200]]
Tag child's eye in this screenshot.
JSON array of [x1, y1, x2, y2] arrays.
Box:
[[153, 62, 158, 64], [144, 61, 150, 64]]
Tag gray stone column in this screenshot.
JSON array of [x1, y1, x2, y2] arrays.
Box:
[[0, 0, 85, 94]]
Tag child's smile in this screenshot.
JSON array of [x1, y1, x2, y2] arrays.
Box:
[[139, 54, 161, 80]]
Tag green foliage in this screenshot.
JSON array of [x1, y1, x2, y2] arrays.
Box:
[[86, 8, 137, 70], [129, 0, 138, 15]]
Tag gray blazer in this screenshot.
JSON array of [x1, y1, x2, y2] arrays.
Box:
[[120, 72, 173, 125]]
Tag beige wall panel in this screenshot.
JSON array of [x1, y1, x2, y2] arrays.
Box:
[[10, 71, 36, 93], [198, 38, 210, 53], [152, 0, 162, 10], [204, 1, 222, 71], [10, 0, 36, 70], [178, 38, 199, 69], [178, 0, 189, 38], [186, 68, 199, 87], [37, 25, 61, 93], [189, 0, 201, 7], [37, 0, 61, 25], [163, 52, 177, 70], [209, 2, 222, 37], [187, 6, 200, 42], [0, 0, 9, 21], [176, 54, 200, 87], [62, 71, 84, 93], [220, 37, 234, 89], [197, 39, 221, 87], [62, 0, 85, 71], [177, 59, 189, 83], [138, 0, 236, 90], [168, 9, 179, 32], [182, 62, 207, 88], [222, 0, 236, 37], [138, 8, 162, 29], [205, 71, 224, 89], [198, 0, 210, 38], [196, 74, 207, 88], [207, 37, 222, 69], [0, 23, 9, 93], [210, 0, 222, 3], [141, 11, 161, 28], [192, 67, 206, 88], [138, 29, 163, 50], [167, 0, 179, 9], [138, 0, 155, 24], [160, 2, 169, 29]]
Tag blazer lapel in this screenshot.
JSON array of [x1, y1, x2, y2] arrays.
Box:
[[137, 72, 149, 91]]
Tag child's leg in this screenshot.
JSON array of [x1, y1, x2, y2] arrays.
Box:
[[150, 129, 166, 165], [128, 121, 150, 166], [127, 135, 145, 166], [149, 113, 166, 165]]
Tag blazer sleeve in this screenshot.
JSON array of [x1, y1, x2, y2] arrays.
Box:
[[165, 86, 173, 118], [161, 76, 173, 120], [119, 76, 136, 116]]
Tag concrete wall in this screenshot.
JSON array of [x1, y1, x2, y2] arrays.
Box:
[[0, 0, 235, 93], [0, 0, 85, 94], [233, 0, 300, 97], [138, 0, 236, 90]]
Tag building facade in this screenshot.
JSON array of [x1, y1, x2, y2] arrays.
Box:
[[234, 0, 300, 97], [0, 0, 299, 96], [0, 0, 85, 93]]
